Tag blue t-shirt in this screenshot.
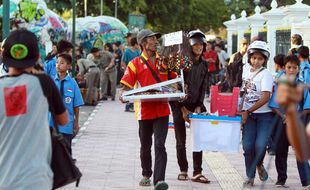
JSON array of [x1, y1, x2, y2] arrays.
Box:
[[49, 74, 84, 134], [299, 60, 310, 84], [44, 57, 57, 78], [121, 48, 140, 65], [299, 61, 310, 110], [274, 70, 285, 82]]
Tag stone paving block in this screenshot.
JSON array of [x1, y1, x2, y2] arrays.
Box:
[[61, 96, 305, 190]]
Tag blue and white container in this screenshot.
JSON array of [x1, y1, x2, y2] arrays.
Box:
[[189, 114, 242, 153]]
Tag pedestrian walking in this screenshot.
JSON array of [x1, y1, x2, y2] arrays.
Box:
[[120, 29, 170, 190], [203, 41, 218, 96], [77, 58, 100, 105], [49, 53, 84, 155], [121, 37, 141, 112], [169, 29, 210, 184], [44, 39, 73, 78], [269, 55, 301, 188], [239, 40, 274, 187], [214, 43, 228, 83], [295, 46, 310, 188], [113, 41, 123, 85], [276, 76, 310, 162], [288, 34, 303, 56], [266, 54, 286, 155], [225, 38, 249, 91], [99, 44, 116, 100], [0, 29, 68, 189]]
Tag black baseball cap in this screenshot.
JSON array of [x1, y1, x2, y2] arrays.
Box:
[[2, 29, 39, 69], [137, 29, 161, 44]]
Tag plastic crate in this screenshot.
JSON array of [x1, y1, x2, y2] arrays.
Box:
[[210, 86, 240, 116], [189, 114, 241, 153]]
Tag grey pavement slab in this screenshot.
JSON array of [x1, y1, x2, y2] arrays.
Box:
[[61, 97, 304, 190]]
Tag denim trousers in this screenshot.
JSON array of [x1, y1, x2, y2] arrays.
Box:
[[138, 116, 169, 184], [296, 114, 310, 186], [169, 101, 203, 176], [242, 112, 274, 179]]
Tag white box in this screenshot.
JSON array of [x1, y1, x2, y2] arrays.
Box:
[[189, 115, 241, 153]]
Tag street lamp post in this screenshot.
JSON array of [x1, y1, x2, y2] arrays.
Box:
[[100, 0, 103, 16], [113, 0, 118, 18], [84, 0, 87, 17], [3, 0, 10, 39], [72, 0, 76, 76]]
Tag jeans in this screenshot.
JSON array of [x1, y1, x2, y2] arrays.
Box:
[[296, 113, 310, 186], [242, 112, 273, 179], [138, 116, 169, 184], [297, 161, 310, 186], [170, 101, 203, 176]]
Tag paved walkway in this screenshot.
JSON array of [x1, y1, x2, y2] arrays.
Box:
[[63, 98, 304, 190]]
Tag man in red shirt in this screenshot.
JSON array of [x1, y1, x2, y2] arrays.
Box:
[[120, 29, 169, 190], [203, 41, 218, 96]]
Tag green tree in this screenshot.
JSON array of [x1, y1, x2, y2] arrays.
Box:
[[45, 0, 310, 34]]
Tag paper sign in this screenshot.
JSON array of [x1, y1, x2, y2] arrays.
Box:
[[163, 31, 183, 46]]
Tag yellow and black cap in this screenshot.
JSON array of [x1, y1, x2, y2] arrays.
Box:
[[2, 29, 39, 69]]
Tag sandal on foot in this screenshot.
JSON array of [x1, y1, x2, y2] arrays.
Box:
[[191, 174, 210, 184], [139, 177, 151, 186], [243, 178, 254, 187], [257, 165, 268, 181], [177, 172, 189, 181], [154, 181, 169, 190]]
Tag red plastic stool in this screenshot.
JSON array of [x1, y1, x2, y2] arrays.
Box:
[[210, 85, 240, 116]]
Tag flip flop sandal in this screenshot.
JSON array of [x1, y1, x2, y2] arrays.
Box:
[[177, 173, 189, 181], [257, 165, 268, 181], [191, 174, 210, 184], [154, 181, 169, 190], [139, 177, 151, 186]]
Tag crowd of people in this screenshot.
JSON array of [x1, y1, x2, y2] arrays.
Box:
[[222, 34, 310, 189], [1, 26, 310, 190]]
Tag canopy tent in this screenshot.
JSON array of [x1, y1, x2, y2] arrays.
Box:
[[67, 16, 128, 52], [0, 0, 68, 60]]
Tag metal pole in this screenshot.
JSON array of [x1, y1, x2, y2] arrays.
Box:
[[115, 0, 118, 18], [3, 0, 10, 39], [100, 0, 103, 16], [72, 0, 76, 76], [84, 0, 87, 17]]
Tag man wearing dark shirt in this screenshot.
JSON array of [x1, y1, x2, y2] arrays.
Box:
[[226, 38, 249, 91]]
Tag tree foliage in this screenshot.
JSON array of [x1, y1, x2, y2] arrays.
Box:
[[45, 0, 310, 34]]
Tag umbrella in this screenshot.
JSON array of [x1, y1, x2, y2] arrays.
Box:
[[0, 0, 67, 40], [0, 0, 68, 59], [68, 16, 128, 47]]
